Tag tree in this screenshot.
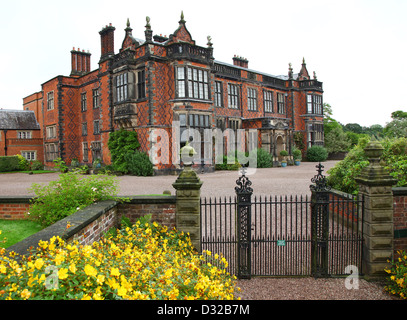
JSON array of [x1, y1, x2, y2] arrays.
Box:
[[384, 110, 407, 138], [324, 126, 351, 154], [344, 123, 363, 134], [323, 103, 343, 136]]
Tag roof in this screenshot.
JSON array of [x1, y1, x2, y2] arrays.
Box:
[[213, 60, 285, 81], [0, 110, 40, 130]]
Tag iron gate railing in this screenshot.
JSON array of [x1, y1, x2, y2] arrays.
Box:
[[200, 164, 364, 278]]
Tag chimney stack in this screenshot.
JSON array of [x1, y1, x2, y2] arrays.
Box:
[[99, 23, 116, 62], [70, 47, 91, 77], [233, 55, 249, 68]]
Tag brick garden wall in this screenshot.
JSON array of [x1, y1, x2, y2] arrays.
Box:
[[3, 195, 177, 258], [0, 197, 31, 220]]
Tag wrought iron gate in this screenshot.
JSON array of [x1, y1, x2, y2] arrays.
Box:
[[200, 164, 364, 278]]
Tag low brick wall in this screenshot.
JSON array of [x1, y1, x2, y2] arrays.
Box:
[[0, 196, 31, 220], [393, 187, 407, 253], [118, 196, 176, 228], [4, 195, 177, 259], [328, 189, 360, 225]]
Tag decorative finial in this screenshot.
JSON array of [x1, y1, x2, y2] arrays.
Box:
[[127, 18, 131, 27], [302, 57, 306, 64], [145, 16, 151, 29], [207, 35, 213, 47], [288, 63, 293, 79], [313, 71, 317, 80], [180, 11, 186, 24]]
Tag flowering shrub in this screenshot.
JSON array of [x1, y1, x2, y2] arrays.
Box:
[[384, 250, 407, 299], [0, 220, 238, 300], [28, 172, 122, 227]]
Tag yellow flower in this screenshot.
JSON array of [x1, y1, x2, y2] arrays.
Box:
[[117, 286, 127, 298], [34, 258, 44, 270], [106, 278, 119, 290], [20, 289, 31, 300], [84, 264, 97, 277], [165, 268, 173, 278], [96, 274, 105, 285], [93, 292, 104, 300], [69, 263, 77, 274], [110, 267, 120, 277], [54, 253, 65, 266], [58, 268, 69, 280], [0, 264, 6, 274]]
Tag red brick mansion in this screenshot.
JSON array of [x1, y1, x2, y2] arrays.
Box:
[[23, 12, 324, 173]]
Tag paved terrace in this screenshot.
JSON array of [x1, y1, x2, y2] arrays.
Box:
[[0, 161, 338, 198]]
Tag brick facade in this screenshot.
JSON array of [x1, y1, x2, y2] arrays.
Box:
[[0, 110, 44, 162], [24, 13, 324, 172]]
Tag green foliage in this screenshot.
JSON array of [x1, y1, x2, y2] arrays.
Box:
[[53, 158, 68, 173], [30, 160, 44, 171], [324, 118, 342, 136], [327, 137, 407, 194], [16, 155, 29, 171], [381, 138, 407, 187], [385, 250, 407, 300], [215, 155, 240, 171], [327, 142, 369, 195], [108, 129, 141, 173], [28, 172, 121, 227], [324, 126, 351, 154], [306, 146, 328, 162], [293, 132, 305, 152], [256, 148, 273, 168], [0, 156, 20, 172], [279, 150, 289, 157], [125, 151, 154, 176], [293, 148, 302, 160]]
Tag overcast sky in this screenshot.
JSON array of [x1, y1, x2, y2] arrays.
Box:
[[0, 0, 406, 127]]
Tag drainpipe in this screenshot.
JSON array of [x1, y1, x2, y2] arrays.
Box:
[[3, 130, 7, 156]]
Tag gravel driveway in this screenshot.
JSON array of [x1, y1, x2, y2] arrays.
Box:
[[0, 161, 397, 300]]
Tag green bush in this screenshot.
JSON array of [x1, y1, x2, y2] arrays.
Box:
[[28, 172, 122, 227], [327, 137, 407, 194], [0, 156, 20, 172], [125, 151, 154, 176], [327, 143, 369, 194], [324, 126, 351, 154], [30, 160, 44, 171], [16, 155, 29, 171], [293, 148, 302, 160], [108, 129, 141, 173], [279, 150, 289, 157], [215, 155, 240, 171], [256, 148, 273, 168], [306, 146, 328, 162]]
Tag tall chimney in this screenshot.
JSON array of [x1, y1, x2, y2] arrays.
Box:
[[233, 55, 249, 68], [70, 47, 91, 77], [99, 23, 116, 62]]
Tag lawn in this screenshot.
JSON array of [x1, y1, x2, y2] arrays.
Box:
[[0, 170, 54, 174], [0, 220, 43, 248]]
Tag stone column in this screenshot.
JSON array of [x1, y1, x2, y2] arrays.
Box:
[[172, 143, 203, 252], [355, 140, 397, 278]]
